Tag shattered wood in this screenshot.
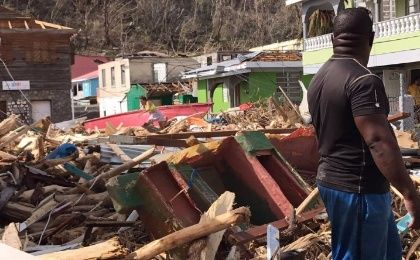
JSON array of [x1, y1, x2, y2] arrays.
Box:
[[0, 110, 419, 259]]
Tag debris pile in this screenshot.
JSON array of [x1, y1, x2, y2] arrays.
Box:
[[0, 112, 419, 259]]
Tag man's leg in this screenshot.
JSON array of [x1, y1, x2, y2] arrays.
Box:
[[360, 192, 402, 260], [318, 185, 361, 259]]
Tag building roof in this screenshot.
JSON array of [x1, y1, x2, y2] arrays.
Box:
[[136, 82, 192, 97], [249, 39, 303, 52], [72, 70, 99, 83], [183, 51, 302, 79], [71, 55, 109, 79], [0, 6, 74, 30]]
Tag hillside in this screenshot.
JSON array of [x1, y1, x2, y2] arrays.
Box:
[[2, 0, 302, 56]]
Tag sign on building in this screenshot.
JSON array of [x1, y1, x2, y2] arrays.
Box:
[[2, 81, 30, 90]]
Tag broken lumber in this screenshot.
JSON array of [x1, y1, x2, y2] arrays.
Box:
[[127, 207, 250, 260], [387, 112, 410, 123], [37, 237, 128, 260], [95, 147, 156, 181], [1, 223, 22, 249], [109, 128, 297, 144], [0, 114, 20, 136], [198, 191, 235, 260]]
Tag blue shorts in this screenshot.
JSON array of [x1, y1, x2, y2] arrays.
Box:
[[318, 184, 402, 260]]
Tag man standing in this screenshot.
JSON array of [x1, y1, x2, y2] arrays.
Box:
[[140, 96, 167, 129], [308, 8, 420, 259]]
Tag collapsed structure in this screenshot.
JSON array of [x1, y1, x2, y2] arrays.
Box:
[[0, 100, 419, 259]]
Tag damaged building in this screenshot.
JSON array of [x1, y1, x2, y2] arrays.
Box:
[[0, 7, 75, 123]]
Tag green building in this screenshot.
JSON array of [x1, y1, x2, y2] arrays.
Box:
[[286, 0, 420, 115], [183, 52, 303, 113]]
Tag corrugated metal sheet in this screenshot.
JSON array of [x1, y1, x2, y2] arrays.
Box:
[[99, 144, 180, 167]]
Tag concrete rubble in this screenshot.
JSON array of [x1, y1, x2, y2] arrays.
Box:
[[0, 101, 419, 259]]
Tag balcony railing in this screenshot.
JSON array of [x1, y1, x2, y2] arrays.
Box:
[[305, 13, 420, 51]]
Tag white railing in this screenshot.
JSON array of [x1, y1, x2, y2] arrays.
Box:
[[305, 12, 420, 51], [304, 33, 333, 51]]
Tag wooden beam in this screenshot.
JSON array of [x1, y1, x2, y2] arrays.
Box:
[[388, 112, 410, 123], [110, 128, 296, 144], [37, 237, 128, 260], [127, 207, 250, 259], [230, 206, 325, 245]]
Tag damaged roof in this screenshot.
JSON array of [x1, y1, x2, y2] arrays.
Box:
[[182, 51, 302, 79], [0, 6, 73, 32], [134, 82, 192, 97]]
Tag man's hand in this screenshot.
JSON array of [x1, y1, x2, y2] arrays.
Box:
[[404, 194, 420, 229], [354, 114, 420, 229]]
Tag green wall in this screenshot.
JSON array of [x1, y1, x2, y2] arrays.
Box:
[[212, 83, 229, 112], [127, 84, 147, 111], [197, 80, 207, 103], [241, 72, 277, 103]]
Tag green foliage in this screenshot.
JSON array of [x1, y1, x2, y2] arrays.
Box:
[[307, 9, 334, 38]]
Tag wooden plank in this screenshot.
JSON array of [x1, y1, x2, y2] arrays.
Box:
[[230, 206, 325, 244], [110, 128, 296, 144], [199, 191, 235, 260], [1, 223, 22, 250], [388, 112, 410, 123], [37, 237, 128, 260], [127, 207, 250, 259]]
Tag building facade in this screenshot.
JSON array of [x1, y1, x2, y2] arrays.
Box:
[[0, 7, 75, 123], [184, 52, 303, 113], [287, 0, 420, 118], [97, 55, 199, 117]]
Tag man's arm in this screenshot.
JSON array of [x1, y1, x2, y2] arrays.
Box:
[[354, 114, 420, 228]]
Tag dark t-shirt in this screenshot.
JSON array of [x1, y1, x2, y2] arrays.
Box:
[[308, 56, 390, 194]]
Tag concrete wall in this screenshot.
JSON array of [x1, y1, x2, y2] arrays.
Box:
[[241, 72, 277, 103], [98, 57, 199, 116], [1, 89, 72, 123]]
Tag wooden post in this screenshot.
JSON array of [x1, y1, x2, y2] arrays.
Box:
[[127, 207, 250, 260]]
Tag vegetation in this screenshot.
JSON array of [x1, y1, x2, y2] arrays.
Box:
[[2, 0, 302, 55]]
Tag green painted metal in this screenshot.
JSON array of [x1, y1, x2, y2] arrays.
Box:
[[303, 31, 420, 67], [63, 162, 93, 180], [197, 80, 207, 103], [212, 83, 229, 112], [235, 131, 274, 154], [106, 172, 142, 213], [240, 72, 277, 104], [127, 84, 146, 111]]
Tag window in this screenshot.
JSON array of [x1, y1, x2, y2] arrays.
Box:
[[111, 67, 115, 87], [77, 84, 83, 91], [153, 63, 167, 83], [121, 65, 126, 86], [101, 69, 106, 88], [206, 56, 212, 66]]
